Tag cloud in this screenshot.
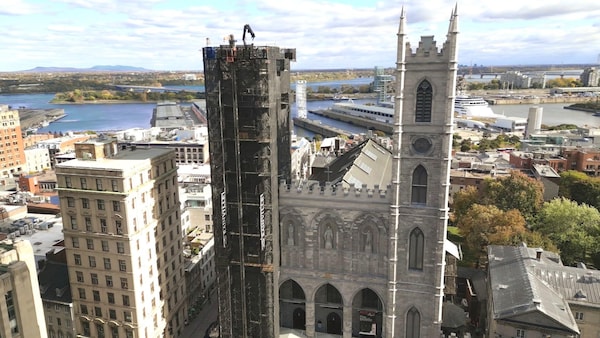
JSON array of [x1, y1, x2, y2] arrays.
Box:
[[2, 0, 600, 71], [0, 0, 37, 15]]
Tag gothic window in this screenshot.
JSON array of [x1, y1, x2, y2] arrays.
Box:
[[415, 80, 432, 122], [411, 165, 428, 205], [406, 307, 421, 338], [409, 228, 424, 270]]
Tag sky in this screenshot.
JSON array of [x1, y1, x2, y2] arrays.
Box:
[[1, 0, 600, 72]]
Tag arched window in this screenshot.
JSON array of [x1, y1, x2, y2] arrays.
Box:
[[409, 228, 424, 270], [406, 307, 421, 338], [415, 80, 432, 122], [411, 165, 427, 205]]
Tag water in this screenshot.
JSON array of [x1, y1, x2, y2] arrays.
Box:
[[489, 103, 600, 128], [0, 93, 155, 132], [2, 83, 598, 135]]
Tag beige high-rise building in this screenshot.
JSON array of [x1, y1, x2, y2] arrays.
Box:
[[0, 240, 48, 338], [56, 138, 187, 338]]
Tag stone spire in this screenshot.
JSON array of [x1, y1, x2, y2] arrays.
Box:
[[448, 3, 459, 34]]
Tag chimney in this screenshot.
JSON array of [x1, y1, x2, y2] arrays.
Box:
[[535, 248, 543, 260]]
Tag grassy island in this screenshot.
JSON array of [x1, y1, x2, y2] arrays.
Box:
[[51, 89, 203, 103], [566, 101, 600, 113]]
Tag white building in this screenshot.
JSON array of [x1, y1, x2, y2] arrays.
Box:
[[24, 147, 51, 173]]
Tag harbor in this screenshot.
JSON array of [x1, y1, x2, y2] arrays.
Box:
[[309, 107, 394, 134], [292, 117, 354, 138]]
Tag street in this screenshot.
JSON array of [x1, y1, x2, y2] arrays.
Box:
[[180, 289, 219, 338]]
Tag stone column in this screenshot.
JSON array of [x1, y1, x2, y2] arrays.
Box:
[[306, 300, 315, 337], [343, 305, 352, 338]]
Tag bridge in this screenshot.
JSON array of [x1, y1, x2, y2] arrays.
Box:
[[112, 84, 204, 93], [471, 69, 584, 79]]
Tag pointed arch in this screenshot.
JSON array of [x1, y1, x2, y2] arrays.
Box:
[[411, 165, 428, 205], [415, 80, 432, 122], [406, 307, 421, 338], [280, 279, 306, 330], [409, 228, 424, 270]]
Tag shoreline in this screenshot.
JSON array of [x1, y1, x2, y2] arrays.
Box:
[[50, 99, 162, 105]]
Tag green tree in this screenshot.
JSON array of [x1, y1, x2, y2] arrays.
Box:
[[534, 198, 600, 266], [482, 171, 544, 223], [559, 170, 600, 208], [459, 138, 473, 152]]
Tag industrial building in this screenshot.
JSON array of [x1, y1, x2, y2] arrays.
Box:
[[203, 37, 295, 337], [56, 138, 187, 337]]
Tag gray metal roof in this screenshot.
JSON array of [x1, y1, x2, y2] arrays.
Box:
[[488, 245, 579, 334], [532, 258, 600, 308]]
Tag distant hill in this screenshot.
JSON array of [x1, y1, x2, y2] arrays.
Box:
[[22, 65, 153, 73]]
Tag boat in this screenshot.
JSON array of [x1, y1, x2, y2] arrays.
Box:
[[454, 95, 499, 118], [41, 120, 50, 127], [332, 94, 350, 101], [328, 101, 394, 123]]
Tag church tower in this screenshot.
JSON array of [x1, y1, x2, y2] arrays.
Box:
[[387, 6, 458, 337]]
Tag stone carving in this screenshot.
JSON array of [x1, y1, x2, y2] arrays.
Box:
[[324, 225, 333, 249], [364, 230, 372, 253], [287, 223, 294, 246]]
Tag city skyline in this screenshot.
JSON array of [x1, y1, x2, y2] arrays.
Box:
[[1, 0, 600, 72]]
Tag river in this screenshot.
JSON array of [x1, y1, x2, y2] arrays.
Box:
[[1, 86, 599, 135]]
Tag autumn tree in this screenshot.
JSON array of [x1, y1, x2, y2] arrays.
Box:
[[534, 198, 600, 266], [458, 204, 528, 252], [451, 186, 479, 224]]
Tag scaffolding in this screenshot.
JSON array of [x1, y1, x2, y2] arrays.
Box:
[[203, 44, 295, 338]]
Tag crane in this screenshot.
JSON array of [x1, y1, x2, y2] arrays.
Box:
[[242, 24, 255, 45]]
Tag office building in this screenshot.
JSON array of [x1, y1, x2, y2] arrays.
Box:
[[56, 138, 186, 337], [203, 40, 296, 337]]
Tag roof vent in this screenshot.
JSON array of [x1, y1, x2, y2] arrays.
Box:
[[574, 289, 587, 299]]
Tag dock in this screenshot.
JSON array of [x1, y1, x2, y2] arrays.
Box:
[[309, 109, 394, 134], [292, 117, 353, 138]]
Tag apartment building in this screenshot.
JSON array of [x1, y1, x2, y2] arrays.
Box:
[[0, 105, 26, 177], [56, 138, 186, 338]]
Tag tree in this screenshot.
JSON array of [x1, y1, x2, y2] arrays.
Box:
[[458, 204, 527, 252], [559, 170, 600, 208], [482, 171, 544, 223], [459, 139, 473, 152], [451, 186, 479, 223], [534, 198, 600, 266]]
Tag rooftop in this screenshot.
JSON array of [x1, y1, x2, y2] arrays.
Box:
[[57, 147, 173, 171], [488, 245, 580, 335]]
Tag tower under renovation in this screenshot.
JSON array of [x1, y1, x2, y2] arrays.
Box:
[[203, 35, 296, 338]]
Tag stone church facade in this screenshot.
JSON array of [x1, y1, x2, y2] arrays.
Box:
[[279, 7, 459, 338]]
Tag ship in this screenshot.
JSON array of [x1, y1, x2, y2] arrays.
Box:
[[328, 101, 394, 123], [454, 95, 500, 118]]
